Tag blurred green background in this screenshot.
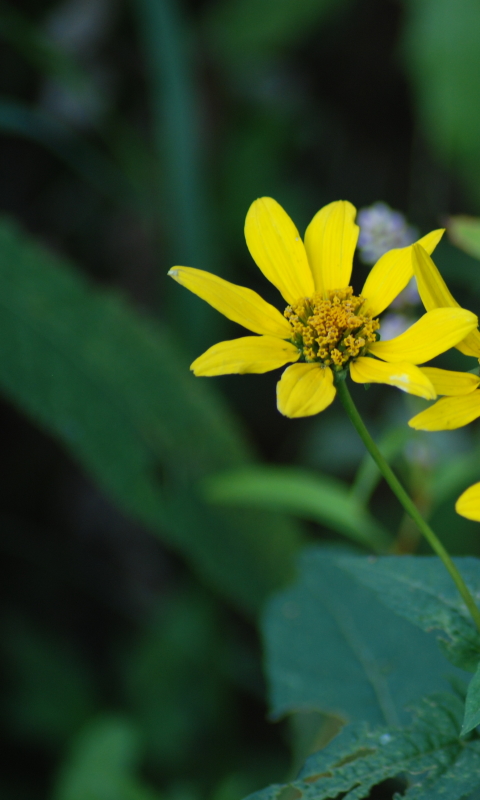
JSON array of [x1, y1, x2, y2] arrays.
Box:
[[3, 0, 480, 797]]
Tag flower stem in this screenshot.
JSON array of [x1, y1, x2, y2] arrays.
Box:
[[336, 379, 480, 634]]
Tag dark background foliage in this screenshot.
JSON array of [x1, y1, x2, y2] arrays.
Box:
[[2, 0, 480, 798]]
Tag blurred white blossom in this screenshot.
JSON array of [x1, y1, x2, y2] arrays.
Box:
[[357, 201, 418, 265]]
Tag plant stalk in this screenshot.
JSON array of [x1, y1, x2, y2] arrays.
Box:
[[336, 379, 480, 634]]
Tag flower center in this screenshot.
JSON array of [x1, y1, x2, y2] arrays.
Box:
[[284, 286, 380, 370]]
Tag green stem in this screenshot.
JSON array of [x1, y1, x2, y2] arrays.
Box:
[[336, 379, 480, 634]]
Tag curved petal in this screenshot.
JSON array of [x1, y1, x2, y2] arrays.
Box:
[[276, 363, 336, 418], [369, 307, 478, 365], [350, 357, 436, 400], [413, 243, 480, 357], [408, 392, 480, 431], [244, 197, 314, 304], [456, 483, 480, 522], [168, 266, 291, 338], [191, 336, 299, 376], [457, 329, 480, 358], [419, 367, 480, 396], [304, 200, 358, 294], [361, 228, 444, 317]]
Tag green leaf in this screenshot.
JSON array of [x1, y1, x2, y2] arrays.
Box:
[[244, 693, 480, 800], [0, 216, 301, 614], [53, 716, 161, 800], [338, 555, 480, 671], [448, 216, 480, 261], [204, 467, 391, 552], [402, 0, 480, 203], [264, 548, 459, 727], [463, 664, 480, 736]]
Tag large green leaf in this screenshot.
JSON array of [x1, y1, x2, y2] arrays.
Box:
[[338, 556, 480, 671], [402, 0, 480, 204], [204, 466, 391, 552], [264, 548, 460, 727], [0, 217, 301, 613], [244, 693, 480, 800], [463, 662, 480, 736]]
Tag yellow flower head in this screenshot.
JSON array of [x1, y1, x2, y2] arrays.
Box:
[[169, 198, 478, 418], [407, 244, 480, 432]]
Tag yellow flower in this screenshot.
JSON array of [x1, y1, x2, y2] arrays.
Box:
[[169, 198, 478, 418], [403, 244, 480, 524], [408, 244, 480, 431], [456, 483, 480, 522]]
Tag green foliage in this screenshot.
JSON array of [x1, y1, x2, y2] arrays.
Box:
[[0, 216, 301, 613], [263, 548, 458, 727], [0, 1, 88, 92], [205, 0, 352, 68], [430, 446, 480, 513], [245, 692, 480, 800], [350, 426, 411, 506], [204, 466, 391, 551], [448, 216, 480, 261], [1, 617, 97, 747], [463, 663, 480, 736], [338, 555, 480, 671], [52, 716, 161, 800], [0, 99, 136, 208], [122, 586, 231, 771], [5, 0, 480, 797], [133, 0, 220, 352], [403, 0, 480, 203]]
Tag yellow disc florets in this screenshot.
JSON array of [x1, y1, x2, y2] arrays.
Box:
[[284, 287, 380, 370]]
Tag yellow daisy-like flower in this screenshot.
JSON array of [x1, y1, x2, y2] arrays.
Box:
[[408, 243, 480, 432], [404, 244, 480, 524], [169, 198, 478, 418]]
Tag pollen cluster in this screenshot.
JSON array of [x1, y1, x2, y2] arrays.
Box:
[[285, 287, 380, 369]]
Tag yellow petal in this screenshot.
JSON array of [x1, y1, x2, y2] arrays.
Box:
[[244, 197, 314, 304], [408, 391, 480, 431], [191, 335, 299, 376], [350, 357, 436, 400], [304, 200, 359, 295], [457, 329, 480, 358], [456, 483, 480, 522], [168, 266, 291, 338], [413, 243, 480, 357], [369, 307, 478, 365], [276, 363, 336, 418], [419, 367, 480, 396], [362, 228, 444, 317]]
